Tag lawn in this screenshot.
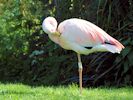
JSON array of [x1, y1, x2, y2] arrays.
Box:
[[0, 83, 133, 100]]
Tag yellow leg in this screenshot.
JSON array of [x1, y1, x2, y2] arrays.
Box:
[[77, 54, 83, 95]]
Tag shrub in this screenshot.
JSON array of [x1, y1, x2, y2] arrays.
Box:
[[0, 0, 132, 87]]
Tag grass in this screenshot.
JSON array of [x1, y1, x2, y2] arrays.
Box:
[[0, 83, 133, 100]]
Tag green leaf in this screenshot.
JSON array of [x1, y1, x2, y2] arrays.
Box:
[[121, 47, 131, 58], [127, 51, 133, 66], [123, 38, 131, 45], [123, 60, 129, 74], [115, 56, 122, 63], [130, 40, 133, 45]]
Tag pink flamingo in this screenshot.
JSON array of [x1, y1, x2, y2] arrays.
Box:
[[42, 17, 124, 94]]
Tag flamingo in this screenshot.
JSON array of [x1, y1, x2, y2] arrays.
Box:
[[42, 17, 124, 94]]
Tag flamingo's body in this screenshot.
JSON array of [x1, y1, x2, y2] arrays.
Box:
[[42, 17, 124, 94]]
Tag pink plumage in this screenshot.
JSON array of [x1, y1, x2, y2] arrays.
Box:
[[42, 17, 124, 54], [42, 17, 125, 94]]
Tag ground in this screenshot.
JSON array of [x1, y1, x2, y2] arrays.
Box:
[[0, 83, 133, 100]]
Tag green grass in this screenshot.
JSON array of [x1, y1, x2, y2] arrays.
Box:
[[0, 83, 133, 100]]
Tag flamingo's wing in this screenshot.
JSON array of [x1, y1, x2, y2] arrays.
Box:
[[58, 18, 124, 51]]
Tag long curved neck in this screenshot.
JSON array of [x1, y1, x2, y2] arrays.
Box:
[[48, 34, 60, 44]]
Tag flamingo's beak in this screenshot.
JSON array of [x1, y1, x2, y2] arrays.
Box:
[[54, 31, 61, 36]]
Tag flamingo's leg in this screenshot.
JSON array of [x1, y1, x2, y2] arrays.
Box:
[[77, 53, 83, 95]]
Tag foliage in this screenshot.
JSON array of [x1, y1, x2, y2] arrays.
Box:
[[0, 0, 74, 85], [0, 0, 44, 83], [0, 0, 133, 87], [53, 0, 133, 87], [85, 0, 133, 86]]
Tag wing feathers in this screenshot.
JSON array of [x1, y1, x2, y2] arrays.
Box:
[[58, 18, 124, 54], [108, 37, 125, 51], [85, 21, 125, 52]]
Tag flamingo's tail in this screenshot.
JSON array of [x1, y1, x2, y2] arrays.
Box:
[[109, 38, 125, 53], [93, 44, 123, 53]]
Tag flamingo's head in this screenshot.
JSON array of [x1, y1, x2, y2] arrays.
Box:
[[42, 17, 59, 35]]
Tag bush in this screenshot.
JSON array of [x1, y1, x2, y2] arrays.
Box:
[[0, 0, 132, 87]]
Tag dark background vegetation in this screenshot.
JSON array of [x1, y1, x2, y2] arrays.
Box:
[[0, 0, 133, 87]]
